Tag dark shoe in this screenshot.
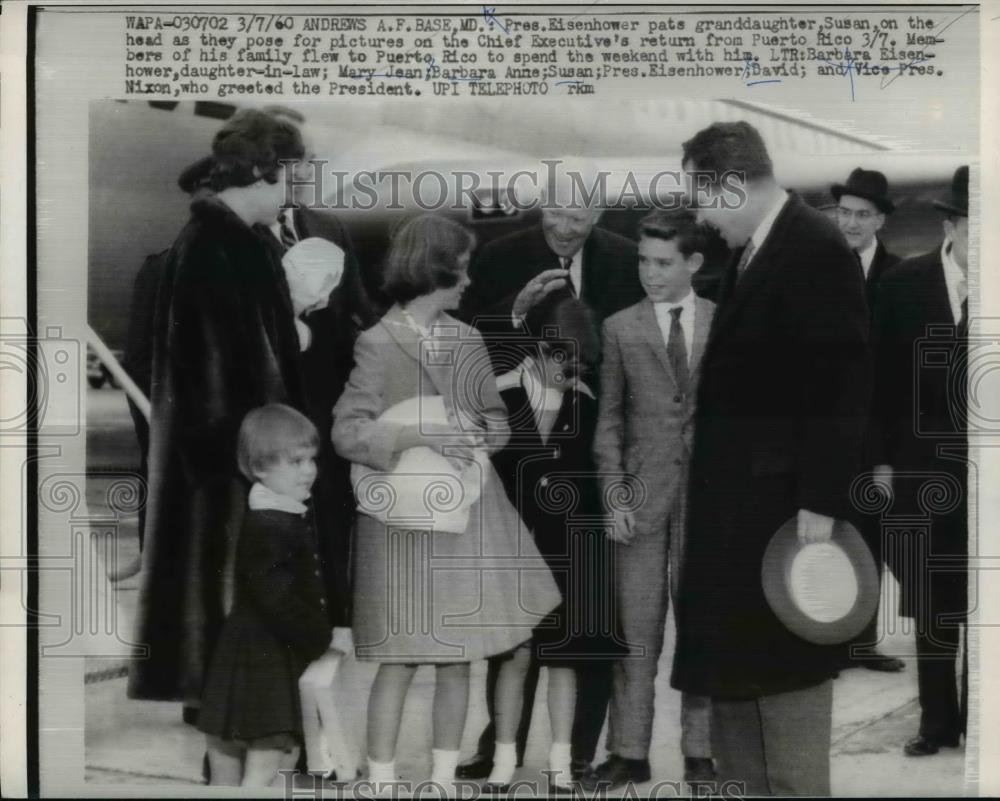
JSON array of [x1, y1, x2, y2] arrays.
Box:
[[683, 757, 716, 783], [583, 755, 651, 790], [904, 734, 961, 756], [295, 747, 308, 775], [482, 782, 510, 794], [855, 650, 906, 672], [570, 759, 594, 781], [455, 754, 493, 780]]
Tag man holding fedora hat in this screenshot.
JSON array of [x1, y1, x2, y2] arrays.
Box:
[[672, 121, 870, 795], [831, 168, 906, 674], [871, 165, 970, 757]]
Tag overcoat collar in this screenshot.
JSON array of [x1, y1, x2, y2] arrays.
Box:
[[190, 193, 255, 231], [921, 246, 955, 324], [712, 193, 801, 339]]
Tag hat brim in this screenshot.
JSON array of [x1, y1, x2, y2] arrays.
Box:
[[831, 184, 895, 215], [761, 517, 880, 645], [932, 199, 968, 217]]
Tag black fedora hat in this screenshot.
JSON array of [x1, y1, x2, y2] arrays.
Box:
[[761, 516, 879, 645], [933, 165, 969, 217], [831, 167, 895, 214]]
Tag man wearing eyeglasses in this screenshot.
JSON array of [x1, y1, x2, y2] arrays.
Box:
[[832, 168, 901, 308], [829, 168, 906, 675]]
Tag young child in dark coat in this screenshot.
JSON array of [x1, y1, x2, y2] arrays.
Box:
[[198, 404, 350, 786]]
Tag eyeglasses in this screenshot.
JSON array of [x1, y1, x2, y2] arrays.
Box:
[[836, 206, 879, 222]]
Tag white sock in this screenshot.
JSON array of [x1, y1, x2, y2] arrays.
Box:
[[367, 757, 396, 784], [549, 742, 572, 787], [487, 742, 518, 785], [430, 748, 460, 784]]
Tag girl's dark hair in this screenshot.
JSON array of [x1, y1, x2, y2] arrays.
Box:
[[207, 109, 305, 192], [381, 215, 475, 304], [525, 295, 600, 372]]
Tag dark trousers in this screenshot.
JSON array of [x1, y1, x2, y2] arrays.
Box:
[[847, 514, 890, 658], [476, 653, 613, 764], [917, 616, 967, 743], [712, 680, 833, 796]]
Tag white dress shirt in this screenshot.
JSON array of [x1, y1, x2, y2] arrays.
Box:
[[513, 247, 585, 328], [496, 356, 595, 442], [653, 290, 696, 365], [855, 237, 879, 280], [940, 239, 968, 325], [270, 207, 299, 244], [519, 357, 566, 441]]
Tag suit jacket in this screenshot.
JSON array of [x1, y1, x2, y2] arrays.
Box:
[[865, 239, 902, 313], [671, 193, 871, 700], [871, 246, 967, 616], [271, 208, 377, 628], [857, 239, 901, 471], [458, 224, 643, 371], [264, 208, 376, 439], [594, 296, 714, 536]]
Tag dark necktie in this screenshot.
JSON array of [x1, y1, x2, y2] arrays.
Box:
[[278, 211, 297, 249], [959, 297, 969, 337], [561, 256, 577, 296], [735, 242, 756, 280], [667, 306, 690, 397]]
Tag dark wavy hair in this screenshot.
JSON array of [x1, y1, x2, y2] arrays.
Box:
[[207, 109, 305, 192], [525, 295, 600, 373], [638, 209, 707, 258], [381, 215, 475, 304], [681, 121, 773, 185]]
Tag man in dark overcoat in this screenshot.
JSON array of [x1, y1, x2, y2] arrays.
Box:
[[871, 166, 970, 757], [670, 122, 871, 795], [830, 167, 905, 672]]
